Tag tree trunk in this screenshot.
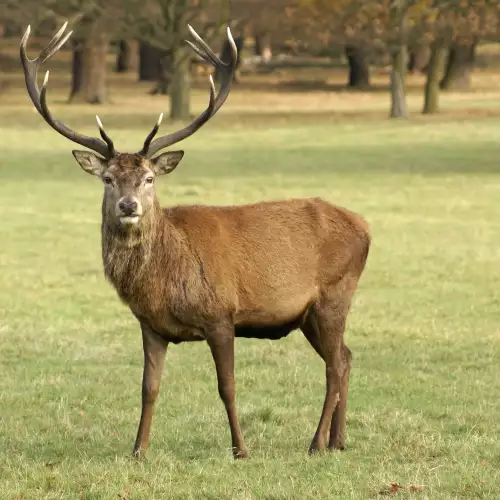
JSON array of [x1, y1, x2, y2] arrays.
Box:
[[254, 32, 272, 62], [82, 35, 108, 104], [217, 35, 244, 83], [423, 40, 447, 114], [139, 43, 161, 81], [116, 40, 139, 73], [170, 53, 190, 120], [345, 44, 370, 88], [150, 51, 173, 95], [390, 46, 408, 118], [70, 40, 84, 99], [440, 41, 476, 90], [408, 44, 430, 74], [69, 33, 108, 104], [116, 40, 128, 73]]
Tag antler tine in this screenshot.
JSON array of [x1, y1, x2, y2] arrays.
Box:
[[20, 23, 116, 159], [139, 113, 164, 156], [41, 30, 73, 65], [141, 26, 237, 158], [185, 40, 212, 64], [39, 21, 69, 63], [187, 25, 224, 66], [96, 116, 117, 158], [20, 25, 32, 58], [225, 26, 238, 67]]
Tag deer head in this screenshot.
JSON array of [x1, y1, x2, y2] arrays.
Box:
[[20, 22, 237, 229], [72, 150, 184, 228]]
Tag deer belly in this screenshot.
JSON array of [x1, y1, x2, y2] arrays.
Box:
[[234, 319, 304, 340], [233, 294, 315, 340]]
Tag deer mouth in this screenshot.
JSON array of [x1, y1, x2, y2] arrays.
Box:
[[119, 215, 140, 226]]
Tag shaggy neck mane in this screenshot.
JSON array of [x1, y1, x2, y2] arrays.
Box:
[[101, 199, 181, 300]]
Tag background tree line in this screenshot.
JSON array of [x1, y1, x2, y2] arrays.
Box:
[[1, 0, 499, 119]]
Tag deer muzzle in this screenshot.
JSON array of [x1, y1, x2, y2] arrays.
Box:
[[117, 197, 142, 225]]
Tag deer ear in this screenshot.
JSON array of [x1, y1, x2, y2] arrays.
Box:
[[72, 150, 108, 176], [152, 151, 184, 176]]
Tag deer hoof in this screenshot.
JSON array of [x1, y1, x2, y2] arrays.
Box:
[[233, 448, 249, 460], [328, 442, 346, 451], [308, 438, 327, 455], [132, 448, 147, 460]]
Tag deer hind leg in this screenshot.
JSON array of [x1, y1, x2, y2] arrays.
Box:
[[302, 289, 352, 455], [301, 320, 325, 361], [301, 322, 352, 452], [328, 344, 352, 450]]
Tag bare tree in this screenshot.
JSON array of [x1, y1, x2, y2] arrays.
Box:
[[4, 0, 118, 104], [139, 43, 161, 81], [387, 0, 414, 118], [116, 39, 139, 73], [289, 0, 417, 115], [69, 19, 109, 104], [440, 40, 477, 90], [345, 44, 370, 88], [423, 38, 447, 113], [231, 0, 295, 66], [286, 0, 374, 88], [421, 0, 500, 113], [408, 42, 430, 73], [66, 1, 132, 104], [439, 0, 499, 90], [136, 0, 230, 120]]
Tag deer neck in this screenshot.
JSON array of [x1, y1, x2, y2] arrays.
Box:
[[101, 199, 164, 292], [100, 199, 193, 312]]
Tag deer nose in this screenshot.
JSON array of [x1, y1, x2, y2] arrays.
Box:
[[119, 200, 138, 216]]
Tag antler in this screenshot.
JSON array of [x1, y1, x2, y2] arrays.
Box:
[[139, 25, 237, 157], [20, 23, 117, 159]]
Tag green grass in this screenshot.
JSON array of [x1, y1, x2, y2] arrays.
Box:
[[1, 85, 500, 499]]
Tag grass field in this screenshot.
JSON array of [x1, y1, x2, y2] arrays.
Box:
[[1, 64, 500, 499]]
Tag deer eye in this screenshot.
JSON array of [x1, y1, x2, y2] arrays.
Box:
[[145, 177, 154, 184], [103, 176, 113, 185]]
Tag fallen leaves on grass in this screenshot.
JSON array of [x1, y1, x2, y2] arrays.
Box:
[[44, 460, 62, 469], [118, 487, 131, 500], [378, 482, 424, 495]]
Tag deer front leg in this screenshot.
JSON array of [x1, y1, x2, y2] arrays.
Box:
[[132, 322, 168, 458], [207, 326, 248, 459]]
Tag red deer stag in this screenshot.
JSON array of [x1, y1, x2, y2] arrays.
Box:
[[21, 22, 370, 459]]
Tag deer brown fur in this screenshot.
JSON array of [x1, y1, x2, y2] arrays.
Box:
[[20, 23, 371, 459]]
